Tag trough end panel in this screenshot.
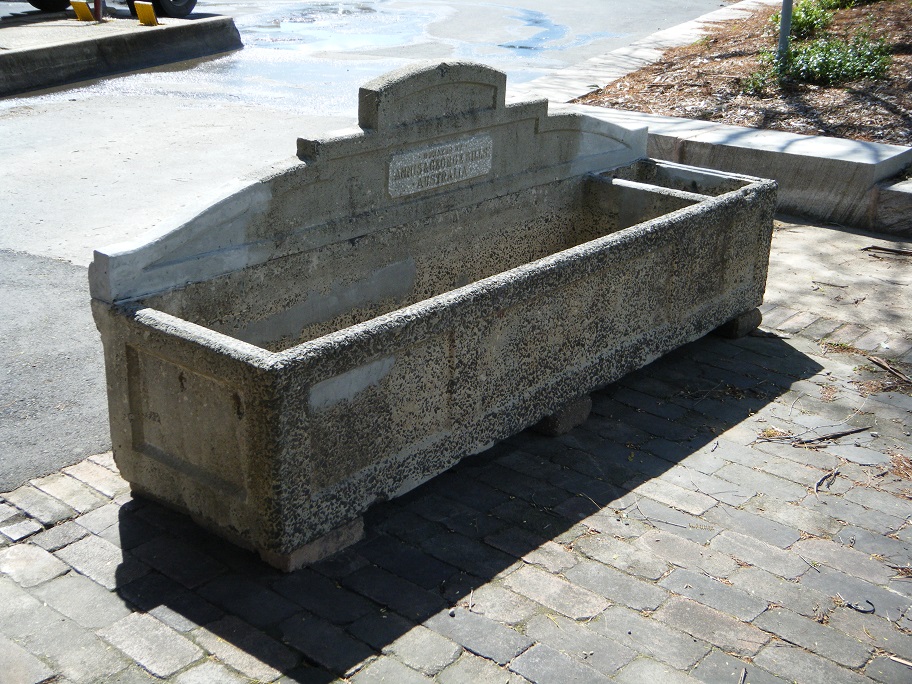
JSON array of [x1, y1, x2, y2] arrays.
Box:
[[91, 301, 284, 551]]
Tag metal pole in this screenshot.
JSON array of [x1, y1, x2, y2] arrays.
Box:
[[778, 0, 793, 61]]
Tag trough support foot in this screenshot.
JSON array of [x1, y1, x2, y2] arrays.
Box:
[[533, 394, 593, 436], [714, 308, 762, 339], [259, 516, 364, 572]]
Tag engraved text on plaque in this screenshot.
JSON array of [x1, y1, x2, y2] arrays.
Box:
[[389, 134, 493, 197]]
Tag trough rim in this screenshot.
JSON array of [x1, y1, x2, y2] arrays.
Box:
[[118, 168, 776, 377]]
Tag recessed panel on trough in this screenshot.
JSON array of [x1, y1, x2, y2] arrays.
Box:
[[126, 346, 247, 498]]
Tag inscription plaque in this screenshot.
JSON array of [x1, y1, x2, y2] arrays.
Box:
[[389, 134, 493, 197]]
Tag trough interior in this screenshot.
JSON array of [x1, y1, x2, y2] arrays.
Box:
[[140, 162, 752, 352]]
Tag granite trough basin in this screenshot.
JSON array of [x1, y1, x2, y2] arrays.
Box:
[[90, 62, 777, 570]]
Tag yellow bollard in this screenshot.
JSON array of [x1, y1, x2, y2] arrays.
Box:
[[70, 1, 95, 21], [134, 1, 159, 26]]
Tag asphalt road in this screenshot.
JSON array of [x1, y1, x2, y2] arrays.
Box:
[[0, 0, 729, 490]]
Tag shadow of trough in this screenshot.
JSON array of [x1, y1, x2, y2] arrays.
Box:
[[113, 332, 823, 681]]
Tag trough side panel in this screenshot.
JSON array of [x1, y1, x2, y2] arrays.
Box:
[[264, 181, 775, 554], [456, 182, 775, 433], [265, 332, 457, 552]]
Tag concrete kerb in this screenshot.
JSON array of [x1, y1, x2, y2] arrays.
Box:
[[0, 13, 242, 98], [563, 107, 912, 236], [510, 0, 912, 237]]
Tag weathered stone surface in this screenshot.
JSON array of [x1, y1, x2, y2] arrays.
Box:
[[31, 572, 131, 629], [702, 504, 800, 549], [524, 613, 636, 676], [502, 564, 609, 620], [615, 658, 705, 684], [273, 568, 375, 625], [565, 559, 668, 611], [708, 530, 808, 580], [98, 613, 203, 678], [463, 583, 540, 625], [752, 643, 870, 684], [715, 463, 809, 501], [656, 465, 754, 506], [790, 537, 895, 585], [342, 565, 446, 622], [658, 569, 767, 621], [131, 536, 225, 589], [351, 657, 433, 684], [198, 575, 298, 629], [826, 606, 912, 662], [485, 527, 579, 573], [90, 60, 775, 566], [32, 473, 107, 513], [865, 655, 912, 684], [7, 598, 128, 683], [280, 612, 374, 676], [4, 486, 75, 525], [437, 653, 518, 684], [62, 460, 129, 498], [173, 661, 250, 684], [689, 649, 787, 684], [54, 534, 148, 590], [0, 543, 67, 587], [74, 502, 121, 534], [589, 606, 710, 670], [0, 502, 17, 524], [799, 565, 912, 621], [714, 307, 762, 339], [873, 178, 912, 237], [728, 566, 832, 619], [634, 530, 739, 578], [30, 520, 89, 551], [509, 643, 611, 684], [620, 497, 719, 545], [0, 633, 55, 684], [742, 494, 842, 537], [623, 476, 716, 515], [383, 625, 462, 676], [753, 607, 872, 668], [358, 532, 461, 590], [193, 615, 298, 681], [654, 597, 769, 657], [573, 533, 669, 580], [425, 608, 533, 666]]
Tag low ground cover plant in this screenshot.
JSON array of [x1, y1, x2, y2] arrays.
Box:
[[756, 0, 893, 87], [576, 0, 910, 145]]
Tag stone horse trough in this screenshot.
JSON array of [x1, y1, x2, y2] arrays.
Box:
[[90, 62, 776, 570]]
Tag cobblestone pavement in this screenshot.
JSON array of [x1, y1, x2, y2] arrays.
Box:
[[1, 220, 911, 683]]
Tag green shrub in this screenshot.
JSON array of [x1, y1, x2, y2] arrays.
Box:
[[792, 1, 835, 38], [740, 69, 772, 95], [775, 32, 891, 84], [772, 0, 834, 39], [816, 0, 875, 9]]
